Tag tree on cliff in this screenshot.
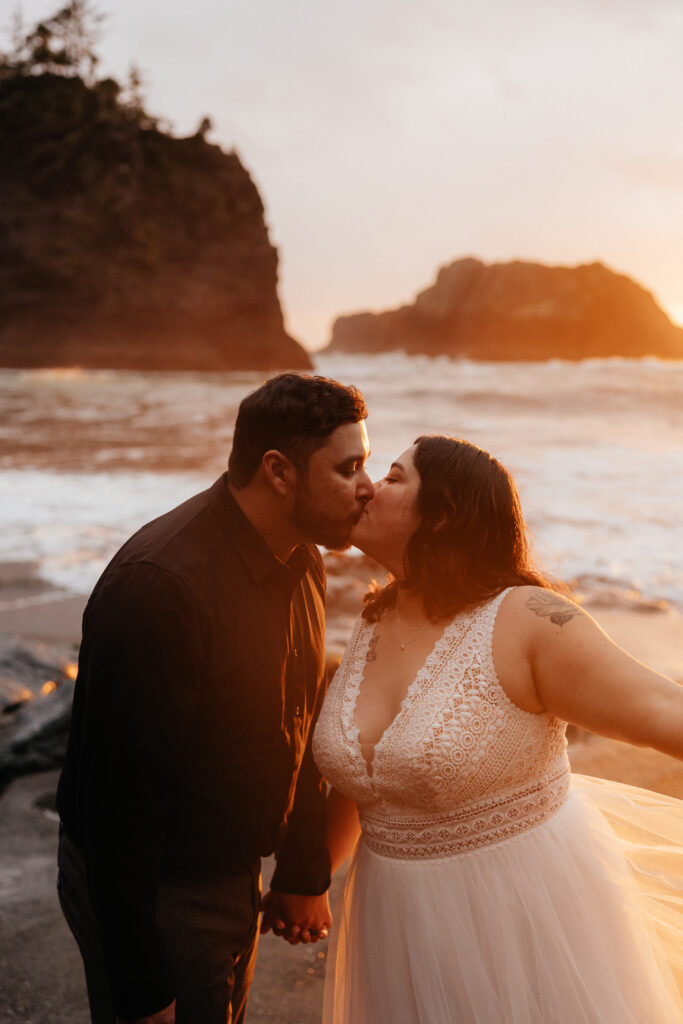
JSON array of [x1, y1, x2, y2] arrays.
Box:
[[1, 1, 103, 83], [0, 3, 310, 370]]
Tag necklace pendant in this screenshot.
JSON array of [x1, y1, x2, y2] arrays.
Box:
[[400, 641, 406, 651]]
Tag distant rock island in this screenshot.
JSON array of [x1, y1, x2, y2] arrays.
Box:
[[326, 258, 683, 361], [0, 8, 310, 371]]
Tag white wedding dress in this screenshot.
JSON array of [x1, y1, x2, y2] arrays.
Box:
[[312, 588, 683, 1023]]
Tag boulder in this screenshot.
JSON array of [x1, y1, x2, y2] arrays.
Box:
[[0, 639, 77, 783]]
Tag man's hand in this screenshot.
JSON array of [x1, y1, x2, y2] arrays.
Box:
[[117, 999, 176, 1024], [260, 889, 332, 945]]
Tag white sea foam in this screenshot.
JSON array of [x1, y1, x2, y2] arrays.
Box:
[[1, 356, 681, 606], [0, 469, 208, 594]]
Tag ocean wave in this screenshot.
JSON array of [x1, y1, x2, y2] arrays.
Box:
[[1, 362, 681, 610]]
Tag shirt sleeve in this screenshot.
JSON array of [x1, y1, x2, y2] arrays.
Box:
[[271, 551, 331, 895], [269, 695, 332, 895], [79, 562, 203, 1020]]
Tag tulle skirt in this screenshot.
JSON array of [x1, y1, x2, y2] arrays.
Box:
[[322, 775, 683, 1023]]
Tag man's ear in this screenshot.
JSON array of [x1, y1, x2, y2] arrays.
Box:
[[261, 449, 297, 496]]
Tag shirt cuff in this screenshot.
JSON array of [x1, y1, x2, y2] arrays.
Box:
[[270, 846, 331, 895]]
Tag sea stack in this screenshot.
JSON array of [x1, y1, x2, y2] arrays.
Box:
[[326, 258, 683, 361], [0, 72, 310, 371]]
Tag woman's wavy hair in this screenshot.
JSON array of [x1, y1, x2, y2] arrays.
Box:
[[363, 435, 558, 622]]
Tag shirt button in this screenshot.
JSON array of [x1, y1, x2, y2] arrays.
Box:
[[295, 705, 301, 718], [293, 648, 299, 658]]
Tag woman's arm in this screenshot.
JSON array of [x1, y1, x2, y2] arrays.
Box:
[[260, 787, 360, 944], [520, 587, 683, 759], [326, 787, 362, 874]]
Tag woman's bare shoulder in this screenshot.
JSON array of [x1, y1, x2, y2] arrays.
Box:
[[497, 587, 594, 660], [502, 585, 584, 626]]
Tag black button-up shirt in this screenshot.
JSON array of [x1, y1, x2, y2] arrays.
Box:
[[57, 474, 330, 1019]]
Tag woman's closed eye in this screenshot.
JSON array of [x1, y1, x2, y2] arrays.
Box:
[[383, 461, 405, 484]]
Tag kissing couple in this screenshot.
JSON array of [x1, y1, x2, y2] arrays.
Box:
[[57, 372, 683, 1023]]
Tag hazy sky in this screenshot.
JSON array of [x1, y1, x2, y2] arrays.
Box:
[[11, 0, 683, 349]]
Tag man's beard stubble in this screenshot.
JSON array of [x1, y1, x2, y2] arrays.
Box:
[[291, 482, 358, 552]]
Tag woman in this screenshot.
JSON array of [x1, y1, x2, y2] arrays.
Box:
[[312, 435, 683, 1023]]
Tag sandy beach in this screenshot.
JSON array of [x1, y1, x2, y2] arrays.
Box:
[[1, 583, 682, 1024]]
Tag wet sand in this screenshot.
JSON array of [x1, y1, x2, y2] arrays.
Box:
[[1, 589, 682, 1023]]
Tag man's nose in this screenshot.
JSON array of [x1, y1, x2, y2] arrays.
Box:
[[358, 472, 375, 502]]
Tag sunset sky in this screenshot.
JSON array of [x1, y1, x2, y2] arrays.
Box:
[[12, 0, 683, 349]]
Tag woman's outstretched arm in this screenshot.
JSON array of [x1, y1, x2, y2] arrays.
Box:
[[326, 787, 362, 874], [516, 587, 683, 759]]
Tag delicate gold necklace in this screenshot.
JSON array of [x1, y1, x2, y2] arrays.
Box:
[[395, 604, 430, 651]]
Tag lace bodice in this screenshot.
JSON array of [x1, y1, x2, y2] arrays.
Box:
[[313, 588, 570, 858]]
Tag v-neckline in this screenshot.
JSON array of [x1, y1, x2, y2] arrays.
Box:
[[350, 613, 459, 780]]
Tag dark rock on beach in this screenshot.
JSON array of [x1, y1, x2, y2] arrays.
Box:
[[0, 681, 75, 783], [0, 639, 78, 785], [0, 64, 310, 371], [326, 257, 683, 361]]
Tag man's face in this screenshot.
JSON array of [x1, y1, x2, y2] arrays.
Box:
[[291, 420, 373, 550]]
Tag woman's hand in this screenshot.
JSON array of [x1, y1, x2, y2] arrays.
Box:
[[260, 889, 332, 944]]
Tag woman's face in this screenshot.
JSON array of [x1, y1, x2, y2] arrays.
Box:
[[350, 444, 422, 574]]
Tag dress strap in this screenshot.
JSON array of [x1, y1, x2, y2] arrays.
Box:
[[476, 586, 515, 648], [490, 585, 514, 616]]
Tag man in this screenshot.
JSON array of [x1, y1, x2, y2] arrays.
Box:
[[56, 373, 373, 1024]]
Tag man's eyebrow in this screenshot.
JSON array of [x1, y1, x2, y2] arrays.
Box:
[[337, 452, 369, 467]]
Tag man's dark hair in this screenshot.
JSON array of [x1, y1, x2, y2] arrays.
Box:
[[228, 372, 368, 488]]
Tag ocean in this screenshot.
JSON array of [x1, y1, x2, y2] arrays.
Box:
[[1, 354, 682, 610]]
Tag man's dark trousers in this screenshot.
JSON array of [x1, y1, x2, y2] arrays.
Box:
[[58, 827, 260, 1024]]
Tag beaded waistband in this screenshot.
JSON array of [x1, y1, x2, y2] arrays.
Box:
[[360, 763, 570, 860]]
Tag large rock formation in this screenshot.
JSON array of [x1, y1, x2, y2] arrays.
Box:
[[326, 258, 683, 360], [0, 73, 311, 370]]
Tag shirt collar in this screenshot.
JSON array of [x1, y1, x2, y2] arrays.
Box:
[[208, 473, 316, 587]]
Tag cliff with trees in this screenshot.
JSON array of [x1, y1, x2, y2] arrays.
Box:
[[0, 2, 311, 371]]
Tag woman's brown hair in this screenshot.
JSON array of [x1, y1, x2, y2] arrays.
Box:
[[363, 435, 558, 622]]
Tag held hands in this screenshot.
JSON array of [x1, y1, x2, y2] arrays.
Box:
[[260, 889, 332, 945]]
